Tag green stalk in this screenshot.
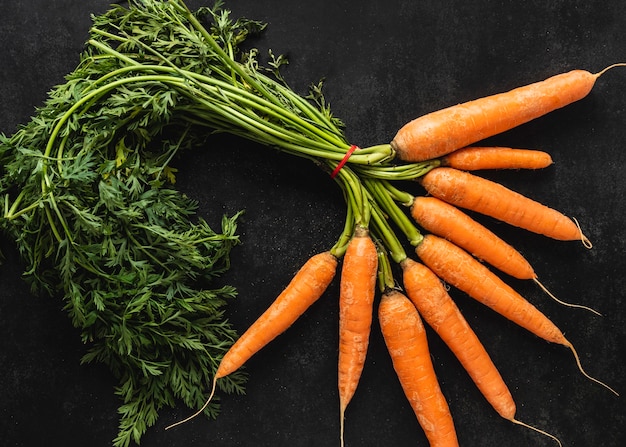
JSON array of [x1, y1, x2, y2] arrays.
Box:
[[368, 203, 407, 264], [175, 0, 280, 109], [353, 159, 439, 180], [375, 242, 396, 293], [364, 179, 423, 247], [87, 36, 350, 150]]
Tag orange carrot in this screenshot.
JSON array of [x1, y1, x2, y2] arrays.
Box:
[[410, 196, 534, 279], [401, 259, 565, 445], [338, 225, 378, 447], [410, 195, 600, 314], [401, 258, 516, 419], [378, 289, 459, 447], [441, 147, 553, 170], [420, 167, 591, 246], [391, 65, 625, 162], [415, 234, 618, 396], [165, 250, 338, 430]]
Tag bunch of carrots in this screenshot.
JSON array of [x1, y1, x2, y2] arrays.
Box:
[[165, 56, 623, 445], [3, 1, 622, 444]]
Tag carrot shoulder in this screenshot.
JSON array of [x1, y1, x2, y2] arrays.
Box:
[[379, 289, 459, 447], [392, 69, 598, 162], [420, 167, 589, 244], [401, 258, 516, 420], [410, 196, 535, 279], [338, 226, 378, 445], [441, 147, 553, 170]]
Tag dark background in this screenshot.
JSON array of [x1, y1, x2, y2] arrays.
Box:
[[1, 1, 625, 446]]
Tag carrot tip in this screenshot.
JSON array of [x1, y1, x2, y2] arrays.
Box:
[[594, 62, 626, 78], [533, 277, 602, 316], [340, 407, 346, 447], [164, 375, 219, 431], [572, 217, 593, 249], [567, 341, 619, 397], [511, 418, 562, 447]]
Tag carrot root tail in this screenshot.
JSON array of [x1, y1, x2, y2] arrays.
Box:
[[567, 341, 619, 396], [511, 418, 562, 447], [533, 277, 601, 316], [572, 217, 593, 249], [164, 375, 219, 431], [340, 406, 346, 447], [595, 62, 626, 78]]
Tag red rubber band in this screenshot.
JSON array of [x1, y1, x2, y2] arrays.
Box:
[[330, 145, 359, 179]]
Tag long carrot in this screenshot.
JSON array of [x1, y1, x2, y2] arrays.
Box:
[[378, 289, 459, 447], [420, 167, 592, 246], [410, 196, 534, 279], [441, 147, 553, 170], [391, 64, 625, 162], [338, 225, 378, 447], [409, 195, 600, 314], [165, 250, 338, 430], [415, 234, 618, 396], [401, 258, 562, 445]]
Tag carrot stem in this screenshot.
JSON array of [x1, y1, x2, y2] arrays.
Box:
[[364, 202, 406, 264], [364, 179, 423, 246]]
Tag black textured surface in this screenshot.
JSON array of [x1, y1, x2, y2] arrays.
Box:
[[1, 1, 625, 446]]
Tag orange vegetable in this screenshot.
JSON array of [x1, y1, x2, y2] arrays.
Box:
[[401, 258, 515, 418], [420, 167, 591, 246], [410, 196, 534, 279], [379, 289, 459, 447], [415, 234, 617, 396], [165, 250, 338, 430], [391, 65, 624, 162], [402, 259, 563, 445], [338, 226, 378, 446], [410, 195, 599, 314], [441, 146, 553, 170]]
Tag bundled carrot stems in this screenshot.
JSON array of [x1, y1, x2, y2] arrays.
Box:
[[0, 1, 621, 446]]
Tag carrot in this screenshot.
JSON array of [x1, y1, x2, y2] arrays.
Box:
[[378, 289, 459, 447], [338, 225, 378, 447], [415, 234, 618, 396], [410, 196, 534, 279], [401, 259, 563, 445], [165, 250, 338, 430], [391, 64, 625, 162], [420, 167, 592, 247], [410, 195, 600, 314], [441, 147, 553, 170]]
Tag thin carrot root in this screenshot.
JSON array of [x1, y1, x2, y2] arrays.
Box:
[[340, 408, 346, 447], [511, 418, 562, 447], [595, 62, 626, 77], [572, 217, 593, 249], [566, 341, 619, 396], [533, 277, 601, 316], [165, 375, 219, 430]]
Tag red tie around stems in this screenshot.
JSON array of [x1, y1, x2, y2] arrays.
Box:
[[330, 145, 359, 179]]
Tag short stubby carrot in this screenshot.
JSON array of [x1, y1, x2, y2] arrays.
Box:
[[415, 234, 618, 396], [401, 258, 516, 420], [420, 167, 589, 244], [410, 196, 535, 279], [440, 147, 553, 170], [379, 289, 459, 447], [391, 68, 602, 162], [165, 250, 338, 430], [338, 226, 378, 446]]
